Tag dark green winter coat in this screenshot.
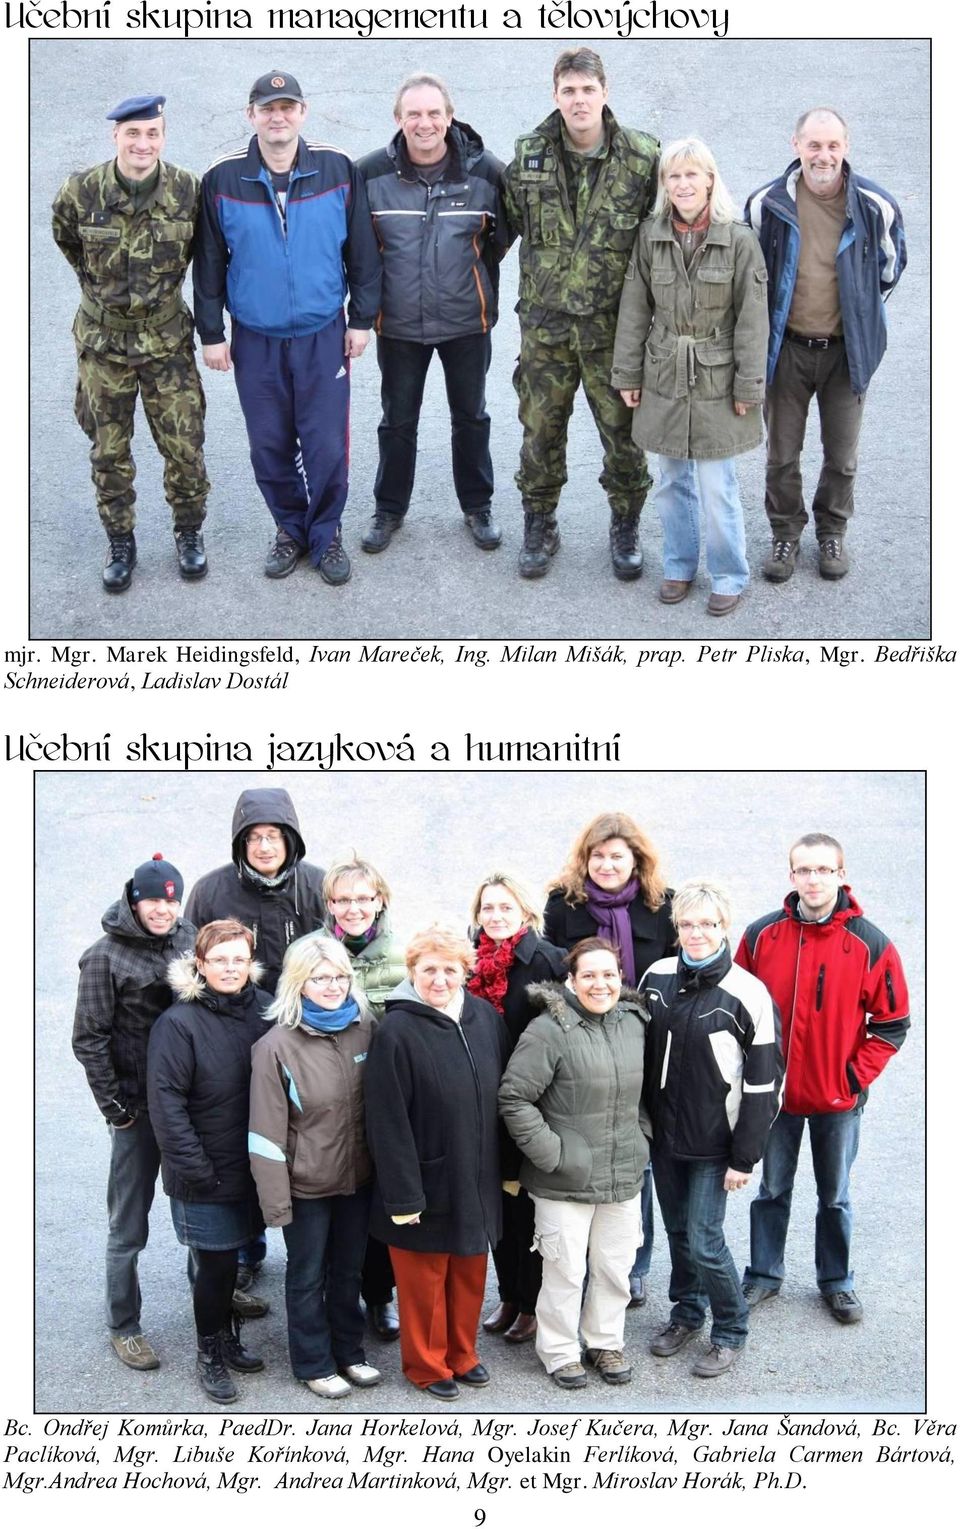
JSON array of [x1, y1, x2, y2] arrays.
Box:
[[611, 213, 769, 459], [504, 107, 659, 335], [498, 982, 652, 1204]]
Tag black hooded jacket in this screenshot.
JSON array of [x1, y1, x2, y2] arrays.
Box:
[[184, 788, 325, 994], [73, 887, 197, 1124]]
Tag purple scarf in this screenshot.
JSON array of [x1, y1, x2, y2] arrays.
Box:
[[583, 876, 640, 985]]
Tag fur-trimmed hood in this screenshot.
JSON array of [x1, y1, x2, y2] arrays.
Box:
[[167, 952, 266, 1003], [525, 980, 649, 1030]]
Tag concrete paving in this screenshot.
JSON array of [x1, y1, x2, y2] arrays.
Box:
[[30, 38, 928, 640], [35, 769, 924, 1414]]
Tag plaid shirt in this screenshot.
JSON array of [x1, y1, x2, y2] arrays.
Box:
[[72, 891, 197, 1123]]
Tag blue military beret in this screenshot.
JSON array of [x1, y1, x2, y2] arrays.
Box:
[[107, 95, 166, 125]]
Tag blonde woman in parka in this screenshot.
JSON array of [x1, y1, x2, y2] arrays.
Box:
[[611, 138, 769, 616]]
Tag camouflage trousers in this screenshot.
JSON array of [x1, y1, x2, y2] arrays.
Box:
[[74, 342, 210, 532], [513, 319, 652, 518]]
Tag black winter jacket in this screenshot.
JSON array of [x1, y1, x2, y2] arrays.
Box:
[[640, 946, 783, 1172], [470, 926, 569, 1051], [364, 985, 510, 1255], [147, 958, 272, 1202], [358, 120, 509, 344], [543, 886, 675, 984], [184, 787, 325, 994], [73, 888, 197, 1123]]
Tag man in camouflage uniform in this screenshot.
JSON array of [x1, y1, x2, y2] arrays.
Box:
[[52, 95, 210, 592], [504, 50, 659, 579]]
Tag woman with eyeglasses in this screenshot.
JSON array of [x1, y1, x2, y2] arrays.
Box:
[[544, 811, 674, 1310], [323, 857, 406, 1340], [147, 920, 273, 1405], [249, 933, 380, 1400], [639, 879, 782, 1379]]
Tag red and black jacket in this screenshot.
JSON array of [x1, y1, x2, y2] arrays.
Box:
[[735, 887, 909, 1117]]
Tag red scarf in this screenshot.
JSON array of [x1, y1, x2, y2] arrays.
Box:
[[468, 929, 525, 1014]]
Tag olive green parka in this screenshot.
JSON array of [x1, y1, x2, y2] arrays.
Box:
[[498, 982, 651, 1204], [611, 213, 769, 459]]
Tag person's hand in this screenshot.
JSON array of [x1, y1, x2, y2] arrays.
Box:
[[502, 1180, 521, 1197], [345, 328, 370, 359], [733, 400, 757, 417], [391, 1212, 421, 1225], [202, 342, 232, 372], [724, 1167, 751, 1191], [620, 388, 642, 408]]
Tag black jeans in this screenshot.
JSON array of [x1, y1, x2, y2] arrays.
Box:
[[374, 332, 494, 517], [281, 1187, 371, 1380]]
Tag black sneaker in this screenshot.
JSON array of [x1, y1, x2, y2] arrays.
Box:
[[264, 530, 302, 579], [742, 1281, 779, 1310], [318, 529, 352, 586], [609, 512, 643, 581], [361, 511, 402, 553], [174, 526, 208, 580], [102, 531, 136, 593], [518, 510, 560, 579], [463, 507, 502, 550], [231, 1287, 270, 1319]]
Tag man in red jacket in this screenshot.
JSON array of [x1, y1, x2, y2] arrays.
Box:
[[735, 833, 909, 1323]]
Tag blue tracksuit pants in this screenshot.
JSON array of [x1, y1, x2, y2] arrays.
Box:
[[232, 314, 349, 563]]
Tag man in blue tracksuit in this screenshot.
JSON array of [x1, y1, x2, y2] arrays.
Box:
[[194, 71, 381, 584], [746, 109, 906, 583]]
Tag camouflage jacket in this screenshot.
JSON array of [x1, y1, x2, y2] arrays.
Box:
[[52, 159, 200, 359], [503, 107, 659, 342]]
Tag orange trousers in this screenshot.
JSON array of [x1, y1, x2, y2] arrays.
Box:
[[389, 1246, 488, 1387]]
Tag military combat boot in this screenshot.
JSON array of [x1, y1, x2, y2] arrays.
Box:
[[102, 531, 136, 593], [609, 511, 643, 581], [518, 510, 560, 579], [174, 527, 208, 580]]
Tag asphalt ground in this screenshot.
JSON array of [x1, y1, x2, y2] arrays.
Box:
[[29, 38, 929, 641], [34, 769, 924, 1415]]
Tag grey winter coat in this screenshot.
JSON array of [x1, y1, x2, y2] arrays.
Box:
[[498, 982, 652, 1204], [611, 213, 769, 460]]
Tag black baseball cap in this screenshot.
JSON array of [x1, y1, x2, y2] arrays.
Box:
[[249, 71, 305, 106]]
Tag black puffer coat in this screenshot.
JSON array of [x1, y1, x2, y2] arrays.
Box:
[[184, 787, 325, 993], [364, 984, 510, 1255], [147, 957, 272, 1202]]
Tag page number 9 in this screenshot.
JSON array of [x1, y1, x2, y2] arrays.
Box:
[[474, 1513, 486, 1526]]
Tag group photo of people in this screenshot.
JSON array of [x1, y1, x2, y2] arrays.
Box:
[[31, 38, 927, 642], [37, 770, 924, 1414]]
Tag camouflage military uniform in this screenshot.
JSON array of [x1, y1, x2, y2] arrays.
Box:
[[52, 160, 209, 532], [503, 107, 658, 518]]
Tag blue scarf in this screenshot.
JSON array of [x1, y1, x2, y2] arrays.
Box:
[[680, 940, 727, 970], [300, 995, 360, 1033]]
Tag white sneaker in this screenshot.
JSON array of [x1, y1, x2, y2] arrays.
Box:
[[341, 1362, 381, 1388], [305, 1374, 350, 1398]]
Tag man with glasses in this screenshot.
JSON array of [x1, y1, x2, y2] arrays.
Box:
[[185, 787, 326, 1302], [73, 854, 196, 1368], [735, 833, 909, 1323]]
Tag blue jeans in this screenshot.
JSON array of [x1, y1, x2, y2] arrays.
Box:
[[630, 1162, 655, 1279], [105, 1112, 161, 1336], [374, 332, 494, 517], [654, 455, 750, 595], [746, 1107, 862, 1294], [281, 1188, 371, 1380], [653, 1151, 748, 1348]]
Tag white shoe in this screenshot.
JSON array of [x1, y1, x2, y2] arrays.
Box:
[[305, 1374, 350, 1398], [341, 1362, 381, 1388]]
